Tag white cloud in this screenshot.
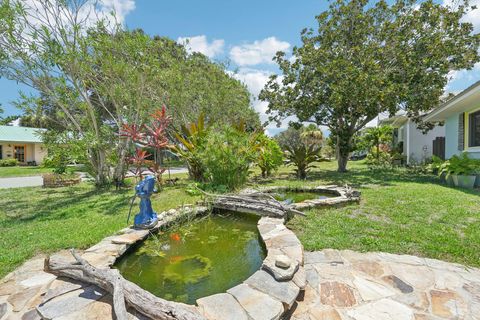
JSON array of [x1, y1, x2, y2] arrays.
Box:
[[443, 0, 480, 32], [100, 0, 136, 23], [20, 0, 135, 34], [229, 37, 290, 66], [232, 68, 293, 135], [177, 35, 225, 58], [446, 62, 480, 89]]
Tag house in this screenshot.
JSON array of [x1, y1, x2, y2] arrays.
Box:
[[424, 80, 480, 160], [0, 125, 47, 165], [380, 114, 445, 164]]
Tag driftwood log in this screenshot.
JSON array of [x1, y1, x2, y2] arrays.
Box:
[[212, 193, 306, 217], [194, 187, 305, 218], [45, 250, 205, 320]]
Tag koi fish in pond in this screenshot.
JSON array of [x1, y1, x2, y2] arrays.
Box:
[[170, 233, 181, 241]]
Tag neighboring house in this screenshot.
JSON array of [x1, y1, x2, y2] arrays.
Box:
[[425, 80, 480, 160], [380, 114, 445, 164], [0, 125, 47, 165]]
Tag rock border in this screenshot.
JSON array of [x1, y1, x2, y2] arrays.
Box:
[[252, 185, 361, 210]]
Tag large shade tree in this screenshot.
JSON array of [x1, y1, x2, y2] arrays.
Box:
[[260, 0, 480, 172], [0, 0, 259, 185]]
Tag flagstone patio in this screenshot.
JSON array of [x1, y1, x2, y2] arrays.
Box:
[[290, 249, 480, 320], [1, 247, 479, 319]]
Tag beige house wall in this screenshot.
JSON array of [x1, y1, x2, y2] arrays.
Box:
[[0, 141, 47, 164]]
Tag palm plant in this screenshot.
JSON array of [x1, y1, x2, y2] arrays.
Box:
[[171, 113, 209, 181], [284, 144, 321, 179]]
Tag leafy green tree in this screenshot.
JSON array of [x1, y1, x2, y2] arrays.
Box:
[[0, 1, 260, 186], [260, 0, 480, 172]]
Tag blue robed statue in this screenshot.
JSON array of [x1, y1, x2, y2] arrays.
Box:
[[133, 175, 158, 229]]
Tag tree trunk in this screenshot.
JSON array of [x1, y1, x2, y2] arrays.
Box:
[[113, 138, 130, 187], [90, 148, 110, 186], [336, 133, 351, 173]]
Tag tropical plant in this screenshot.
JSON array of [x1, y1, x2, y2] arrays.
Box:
[[284, 143, 321, 179], [359, 126, 394, 161], [120, 106, 171, 184], [440, 153, 479, 177], [427, 155, 444, 175], [0, 1, 260, 187], [199, 126, 257, 191], [275, 126, 323, 179], [171, 113, 209, 181], [255, 134, 283, 178], [260, 0, 480, 172]]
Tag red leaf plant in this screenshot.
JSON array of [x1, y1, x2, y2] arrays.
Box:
[[121, 105, 172, 185]]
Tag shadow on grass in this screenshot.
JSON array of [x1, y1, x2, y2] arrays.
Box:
[[0, 185, 132, 225], [255, 162, 480, 196]]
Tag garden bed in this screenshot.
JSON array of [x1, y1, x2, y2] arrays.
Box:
[[42, 173, 81, 188]]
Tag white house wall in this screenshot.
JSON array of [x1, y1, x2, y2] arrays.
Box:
[[34, 143, 47, 163], [406, 120, 445, 164]]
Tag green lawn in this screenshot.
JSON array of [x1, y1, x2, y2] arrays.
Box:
[[267, 161, 480, 268], [0, 166, 55, 178], [0, 178, 200, 278], [0, 160, 479, 279]]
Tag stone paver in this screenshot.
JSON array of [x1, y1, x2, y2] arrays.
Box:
[[197, 293, 248, 320], [291, 249, 480, 320]]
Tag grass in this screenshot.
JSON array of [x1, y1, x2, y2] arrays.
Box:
[[0, 160, 479, 278], [0, 166, 55, 178]]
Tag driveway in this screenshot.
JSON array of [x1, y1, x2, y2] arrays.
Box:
[[0, 176, 43, 189]]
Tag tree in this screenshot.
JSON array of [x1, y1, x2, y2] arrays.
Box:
[[260, 0, 480, 172], [0, 1, 260, 186]]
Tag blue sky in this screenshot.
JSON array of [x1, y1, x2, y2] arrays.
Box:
[[1, 0, 479, 135]]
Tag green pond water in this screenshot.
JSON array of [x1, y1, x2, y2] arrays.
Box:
[[272, 191, 335, 204], [114, 212, 266, 304]]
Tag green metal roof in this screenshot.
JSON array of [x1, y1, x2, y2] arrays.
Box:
[[0, 125, 45, 143]]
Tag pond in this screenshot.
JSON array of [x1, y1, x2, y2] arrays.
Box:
[[114, 211, 266, 304], [271, 191, 335, 204]]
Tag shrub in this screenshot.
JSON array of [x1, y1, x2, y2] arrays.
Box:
[[255, 134, 283, 178], [0, 159, 18, 167], [199, 126, 256, 191]]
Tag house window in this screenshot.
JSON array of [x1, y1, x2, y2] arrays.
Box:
[[14, 145, 25, 162], [469, 110, 480, 147], [0, 145, 2, 159]]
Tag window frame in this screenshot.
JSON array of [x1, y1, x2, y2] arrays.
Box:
[[468, 110, 480, 148]]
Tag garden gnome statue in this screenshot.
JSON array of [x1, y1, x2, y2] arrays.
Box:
[[134, 175, 158, 229]]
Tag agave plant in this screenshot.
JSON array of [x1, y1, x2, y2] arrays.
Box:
[[284, 144, 321, 179], [171, 113, 209, 181]]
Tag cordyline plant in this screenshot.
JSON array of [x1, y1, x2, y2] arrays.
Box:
[[121, 106, 172, 184]]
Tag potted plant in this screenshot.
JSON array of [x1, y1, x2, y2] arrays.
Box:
[[445, 153, 478, 189]]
